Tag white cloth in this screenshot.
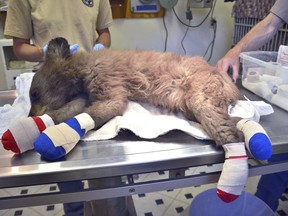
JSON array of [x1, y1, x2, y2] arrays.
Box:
[[82, 99, 274, 141], [228, 96, 274, 123], [0, 73, 34, 137]]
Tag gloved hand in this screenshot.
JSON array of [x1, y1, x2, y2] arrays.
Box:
[[69, 44, 79, 54], [42, 44, 79, 55], [92, 43, 105, 51]]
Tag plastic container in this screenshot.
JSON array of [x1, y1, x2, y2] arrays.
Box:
[[188, 189, 274, 216], [240, 51, 288, 111]]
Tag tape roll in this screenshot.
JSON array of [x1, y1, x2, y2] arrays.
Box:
[[247, 71, 260, 83]]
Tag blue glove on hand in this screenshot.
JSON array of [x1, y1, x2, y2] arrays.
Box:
[[42, 44, 79, 55], [69, 44, 79, 54], [93, 43, 105, 51]]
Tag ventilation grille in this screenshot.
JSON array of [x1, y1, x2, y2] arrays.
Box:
[[233, 17, 288, 51]]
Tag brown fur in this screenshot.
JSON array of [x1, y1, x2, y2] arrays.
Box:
[[29, 37, 243, 145]]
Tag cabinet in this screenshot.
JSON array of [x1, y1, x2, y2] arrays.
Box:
[[0, 39, 36, 89]]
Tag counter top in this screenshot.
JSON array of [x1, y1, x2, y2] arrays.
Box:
[[0, 87, 287, 188]]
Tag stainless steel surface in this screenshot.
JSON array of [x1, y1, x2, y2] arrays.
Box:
[[0, 129, 221, 188], [0, 90, 18, 106], [1, 160, 288, 209], [0, 90, 223, 188], [0, 87, 288, 209]]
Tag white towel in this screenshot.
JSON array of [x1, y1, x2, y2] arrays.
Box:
[[0, 73, 34, 137], [82, 99, 274, 141]]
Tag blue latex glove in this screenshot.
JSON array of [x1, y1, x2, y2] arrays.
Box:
[[69, 44, 79, 54], [42, 45, 48, 55], [92, 43, 105, 51], [42, 44, 79, 55]]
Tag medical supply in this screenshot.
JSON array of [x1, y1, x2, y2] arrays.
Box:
[[241, 51, 288, 111]]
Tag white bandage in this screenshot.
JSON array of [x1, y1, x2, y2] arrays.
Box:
[[217, 142, 248, 203]]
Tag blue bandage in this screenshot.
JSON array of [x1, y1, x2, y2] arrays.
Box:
[[237, 119, 272, 161], [34, 117, 83, 161], [34, 113, 94, 161], [248, 133, 272, 160]]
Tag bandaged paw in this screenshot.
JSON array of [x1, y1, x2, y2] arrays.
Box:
[[34, 113, 95, 161], [237, 119, 272, 160], [1, 114, 54, 153], [217, 142, 248, 203]]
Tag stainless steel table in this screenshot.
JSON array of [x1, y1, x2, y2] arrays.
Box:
[[0, 87, 288, 209]]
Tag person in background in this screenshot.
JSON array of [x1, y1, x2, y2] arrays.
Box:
[[4, 0, 112, 62], [4, 0, 112, 215], [217, 0, 288, 83], [217, 0, 288, 212]]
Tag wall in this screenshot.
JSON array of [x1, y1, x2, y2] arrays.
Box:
[[0, 0, 235, 90], [110, 0, 235, 66], [0, 12, 6, 90]]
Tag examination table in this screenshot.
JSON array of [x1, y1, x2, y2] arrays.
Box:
[[0, 86, 288, 210]]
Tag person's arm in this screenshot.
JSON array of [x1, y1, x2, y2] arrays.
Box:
[[95, 28, 111, 48], [217, 13, 284, 81], [13, 37, 45, 62]]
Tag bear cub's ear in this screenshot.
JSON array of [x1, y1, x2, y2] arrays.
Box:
[[46, 37, 71, 61]]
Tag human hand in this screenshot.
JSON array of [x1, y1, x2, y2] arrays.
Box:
[[216, 51, 240, 82], [42, 44, 79, 55], [92, 43, 105, 51]]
